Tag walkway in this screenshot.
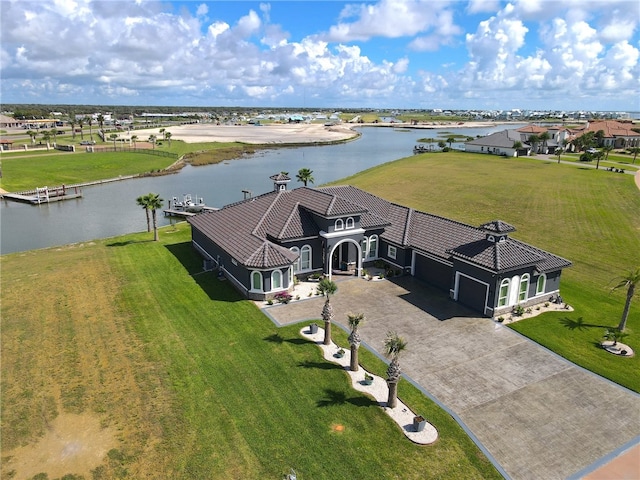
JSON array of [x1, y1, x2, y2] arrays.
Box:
[[263, 276, 640, 480]]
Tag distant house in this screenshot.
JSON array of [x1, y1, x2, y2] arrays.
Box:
[[0, 115, 24, 128], [188, 175, 571, 317], [465, 130, 529, 157], [570, 120, 640, 149]]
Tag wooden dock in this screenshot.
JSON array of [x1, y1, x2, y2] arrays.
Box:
[[164, 206, 218, 218], [1, 186, 83, 204]]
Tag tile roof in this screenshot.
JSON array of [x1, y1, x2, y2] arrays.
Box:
[[189, 184, 571, 273], [465, 129, 524, 148]]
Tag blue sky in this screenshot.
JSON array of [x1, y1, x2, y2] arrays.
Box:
[[1, 0, 639, 111]]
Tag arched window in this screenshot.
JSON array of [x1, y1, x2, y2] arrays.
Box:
[[361, 237, 368, 260], [271, 270, 282, 290], [518, 274, 530, 302], [536, 274, 546, 295], [290, 246, 300, 273], [300, 245, 312, 271], [346, 217, 354, 229], [498, 279, 510, 307], [251, 271, 263, 291], [335, 219, 344, 231], [367, 235, 378, 259]]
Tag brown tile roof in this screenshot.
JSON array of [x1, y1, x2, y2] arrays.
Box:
[[189, 185, 571, 273], [579, 120, 640, 138]]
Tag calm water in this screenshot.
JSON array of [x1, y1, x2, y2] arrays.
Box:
[[0, 125, 521, 254]]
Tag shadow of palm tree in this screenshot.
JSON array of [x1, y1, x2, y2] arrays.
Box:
[[263, 333, 284, 344], [316, 388, 378, 408], [298, 360, 341, 371], [559, 316, 612, 330], [106, 239, 151, 247]]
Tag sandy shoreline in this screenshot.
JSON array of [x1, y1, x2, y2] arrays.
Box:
[[127, 121, 504, 145]]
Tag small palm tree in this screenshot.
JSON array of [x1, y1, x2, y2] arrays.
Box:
[[109, 133, 118, 149], [384, 331, 407, 408], [26, 130, 37, 145], [136, 194, 151, 232], [347, 313, 365, 371], [69, 116, 76, 140], [296, 168, 315, 186], [512, 141, 523, 156], [446, 136, 455, 149], [538, 131, 550, 153], [528, 134, 540, 153], [149, 134, 156, 149], [131, 135, 138, 148], [628, 147, 640, 164], [594, 150, 604, 170], [87, 116, 93, 141], [555, 148, 563, 164], [50, 127, 58, 146], [78, 117, 84, 140], [97, 114, 104, 132], [318, 278, 338, 345], [41, 131, 51, 149], [147, 193, 164, 241], [610, 267, 640, 332], [164, 131, 172, 147]]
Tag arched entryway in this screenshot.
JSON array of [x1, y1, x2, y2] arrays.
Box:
[[327, 238, 362, 281]]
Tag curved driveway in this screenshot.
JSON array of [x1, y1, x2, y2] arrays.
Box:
[[264, 276, 640, 480]]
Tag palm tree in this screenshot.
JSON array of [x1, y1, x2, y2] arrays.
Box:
[[164, 131, 172, 147], [594, 150, 604, 170], [78, 117, 84, 140], [147, 193, 164, 241], [384, 331, 407, 408], [318, 278, 338, 345], [69, 115, 77, 140], [555, 148, 563, 164], [296, 168, 315, 186], [347, 313, 365, 371], [131, 135, 138, 148], [50, 127, 58, 146], [528, 134, 540, 153], [87, 116, 93, 141], [446, 136, 455, 148], [149, 134, 156, 149], [512, 141, 523, 157], [603, 145, 614, 163], [97, 114, 104, 133], [26, 130, 37, 145], [610, 267, 640, 332], [538, 131, 550, 153], [41, 131, 51, 149], [136, 194, 152, 232], [109, 133, 118, 150], [628, 147, 640, 164]]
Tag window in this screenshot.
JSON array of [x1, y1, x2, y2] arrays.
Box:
[[536, 274, 546, 295], [518, 274, 530, 302], [290, 246, 300, 273], [346, 217, 354, 229], [361, 238, 368, 261], [335, 219, 344, 231], [271, 270, 282, 290], [368, 235, 378, 259], [300, 245, 311, 271], [388, 245, 397, 259], [251, 271, 262, 291], [498, 279, 510, 307]]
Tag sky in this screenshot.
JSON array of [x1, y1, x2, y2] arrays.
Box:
[[1, 0, 639, 111]]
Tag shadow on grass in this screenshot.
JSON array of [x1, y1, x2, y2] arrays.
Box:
[[106, 239, 152, 247], [559, 316, 612, 331], [298, 360, 342, 371], [316, 389, 378, 408], [165, 242, 243, 303], [263, 334, 312, 345]]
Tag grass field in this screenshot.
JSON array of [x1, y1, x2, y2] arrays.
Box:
[[1, 224, 500, 479], [332, 151, 640, 391], [0, 142, 259, 192]]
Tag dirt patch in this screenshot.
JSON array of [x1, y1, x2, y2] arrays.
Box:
[[3, 412, 116, 479]]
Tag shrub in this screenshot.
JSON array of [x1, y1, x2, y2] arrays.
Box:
[[513, 304, 525, 316], [274, 292, 292, 304]]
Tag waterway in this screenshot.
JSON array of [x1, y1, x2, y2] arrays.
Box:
[[1, 124, 522, 254]]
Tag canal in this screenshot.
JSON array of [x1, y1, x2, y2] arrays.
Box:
[[0, 125, 519, 254]]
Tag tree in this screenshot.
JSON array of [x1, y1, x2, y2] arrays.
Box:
[[594, 150, 604, 170], [610, 267, 640, 332], [628, 147, 640, 164], [109, 133, 118, 149], [538, 132, 550, 153], [555, 148, 563, 164], [528, 134, 540, 153], [512, 141, 523, 157], [136, 194, 152, 232], [68, 115, 77, 140], [318, 278, 338, 345], [78, 117, 84, 140], [87, 116, 93, 141], [164, 131, 172, 147], [41, 131, 51, 149], [149, 134, 157, 149], [147, 193, 164, 242], [26, 130, 37, 145], [296, 168, 315, 186], [50, 127, 58, 146], [603, 145, 614, 162], [347, 313, 365, 371], [131, 135, 138, 148], [97, 114, 104, 132], [384, 331, 407, 408], [446, 136, 455, 148]]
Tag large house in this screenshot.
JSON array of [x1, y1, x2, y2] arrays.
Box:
[[570, 120, 640, 149], [465, 125, 572, 156], [188, 174, 571, 317]]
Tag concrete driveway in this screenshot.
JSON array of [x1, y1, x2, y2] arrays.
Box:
[[264, 276, 640, 480]]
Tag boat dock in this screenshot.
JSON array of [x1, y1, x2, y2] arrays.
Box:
[[164, 205, 218, 218], [1, 186, 83, 204]]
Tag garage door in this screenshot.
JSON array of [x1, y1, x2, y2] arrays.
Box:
[[457, 275, 488, 314], [414, 254, 451, 291]]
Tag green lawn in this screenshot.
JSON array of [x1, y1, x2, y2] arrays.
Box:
[[332, 151, 640, 392], [1, 224, 499, 479]]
